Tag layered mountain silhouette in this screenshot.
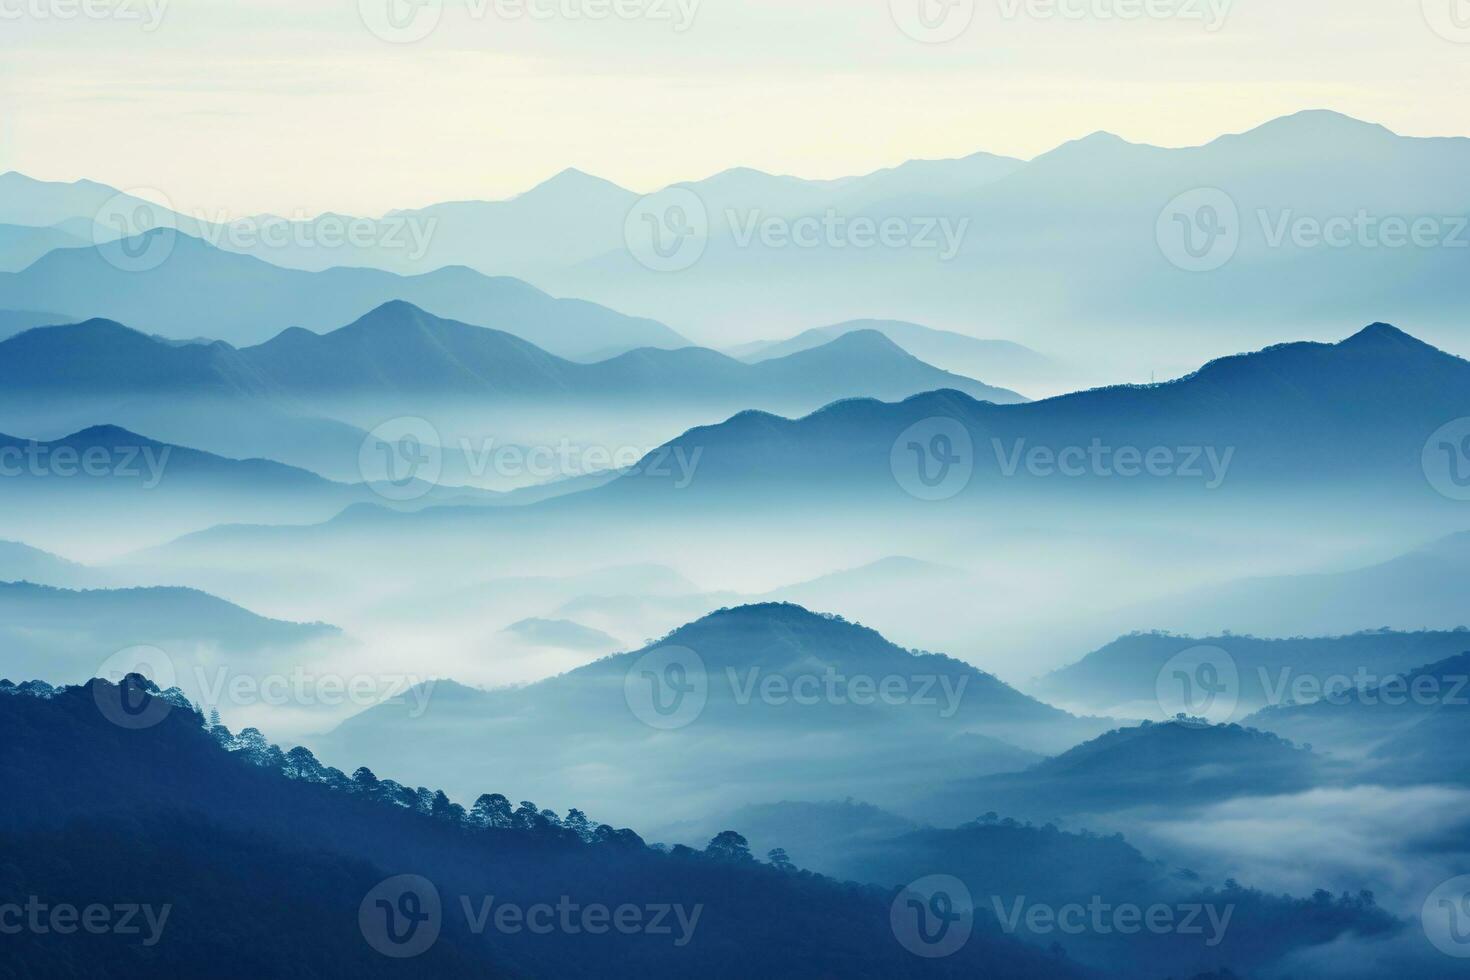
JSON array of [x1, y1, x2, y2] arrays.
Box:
[[1034, 628, 1470, 719], [729, 319, 1058, 391], [0, 580, 338, 690], [535, 111, 1470, 367], [0, 302, 1023, 406], [0, 424, 506, 556], [0, 308, 65, 341], [14, 111, 1468, 377], [1120, 531, 1470, 639], [1246, 652, 1470, 786], [922, 719, 1330, 827], [0, 677, 1077, 980], [0, 223, 85, 273], [0, 229, 685, 356], [0, 539, 105, 589], [316, 604, 1110, 831], [604, 322, 1470, 502]]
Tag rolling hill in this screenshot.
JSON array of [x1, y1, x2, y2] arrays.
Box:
[[922, 720, 1331, 827], [315, 604, 1109, 831]]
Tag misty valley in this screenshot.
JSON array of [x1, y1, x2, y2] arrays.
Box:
[[3, 12, 1470, 977]]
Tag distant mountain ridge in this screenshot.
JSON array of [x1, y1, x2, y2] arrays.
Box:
[[1033, 628, 1470, 718], [0, 228, 686, 357], [0, 301, 1025, 416], [14, 110, 1469, 376], [316, 603, 1111, 829], [602, 322, 1470, 502], [922, 719, 1329, 825]]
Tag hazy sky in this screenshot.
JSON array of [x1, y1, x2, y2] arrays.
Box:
[[3, 0, 1469, 215]]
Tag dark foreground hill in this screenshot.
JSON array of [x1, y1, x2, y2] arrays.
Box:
[[0, 677, 1085, 980]]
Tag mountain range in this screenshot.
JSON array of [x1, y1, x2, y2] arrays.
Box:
[[0, 424, 515, 556], [0, 302, 1023, 486], [602, 322, 1470, 504], [1245, 652, 1470, 786], [0, 580, 338, 689], [0, 228, 685, 357], [11, 112, 1470, 384], [0, 301, 1021, 407], [1033, 628, 1470, 720], [314, 604, 1113, 831]]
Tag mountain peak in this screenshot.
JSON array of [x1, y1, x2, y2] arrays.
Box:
[[808, 328, 909, 358], [1218, 110, 1397, 151], [58, 424, 160, 447], [336, 300, 439, 334], [520, 167, 627, 199], [1339, 321, 1442, 355]]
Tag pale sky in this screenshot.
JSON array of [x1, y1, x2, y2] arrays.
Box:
[[2, 0, 1468, 216]]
